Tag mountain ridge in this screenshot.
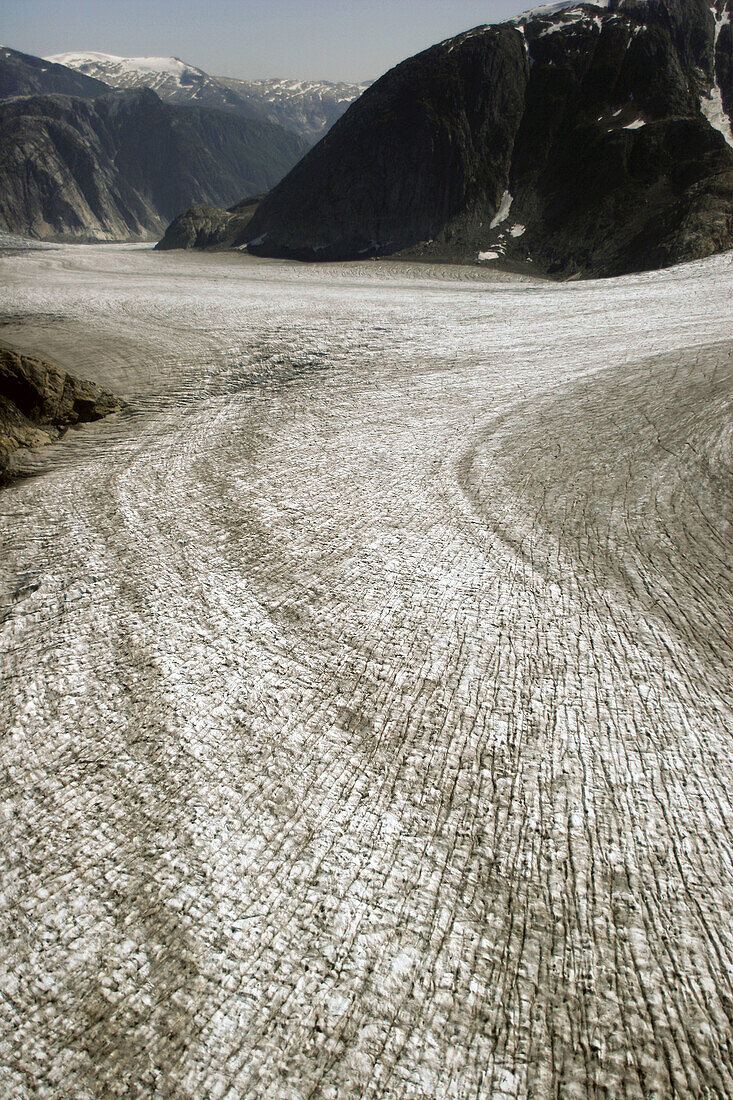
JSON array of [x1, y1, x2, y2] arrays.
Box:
[[46, 51, 369, 144], [0, 45, 110, 99], [0, 49, 308, 241], [225, 0, 733, 277]]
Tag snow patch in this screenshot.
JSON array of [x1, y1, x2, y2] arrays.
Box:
[[513, 0, 611, 22], [490, 191, 513, 229], [623, 118, 645, 129], [48, 51, 193, 78], [538, 12, 592, 35], [509, 224, 526, 237], [700, 7, 733, 148], [478, 250, 502, 261]]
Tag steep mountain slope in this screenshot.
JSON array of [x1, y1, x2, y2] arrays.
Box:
[[236, 0, 733, 276], [217, 77, 371, 144], [48, 52, 369, 143], [0, 87, 307, 240], [0, 45, 110, 99]]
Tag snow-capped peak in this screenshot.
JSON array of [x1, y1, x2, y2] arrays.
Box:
[[47, 51, 198, 79], [46, 50, 369, 143]]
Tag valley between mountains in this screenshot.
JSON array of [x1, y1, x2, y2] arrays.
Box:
[[0, 244, 731, 1098]]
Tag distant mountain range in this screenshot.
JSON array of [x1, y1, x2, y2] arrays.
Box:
[[175, 0, 731, 278], [0, 45, 309, 240], [216, 78, 372, 145], [47, 52, 370, 144]]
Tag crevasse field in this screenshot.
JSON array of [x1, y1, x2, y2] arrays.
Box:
[[1, 245, 732, 1099]]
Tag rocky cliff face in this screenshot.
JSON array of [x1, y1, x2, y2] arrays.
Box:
[[0, 345, 121, 476], [0, 78, 307, 240], [237, 0, 733, 276]]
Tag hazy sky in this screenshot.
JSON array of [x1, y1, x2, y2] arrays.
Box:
[[3, 1, 528, 82]]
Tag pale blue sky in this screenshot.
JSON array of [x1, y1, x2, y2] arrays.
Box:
[[3, 1, 527, 82]]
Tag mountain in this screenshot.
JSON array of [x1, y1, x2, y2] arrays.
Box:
[[221, 0, 733, 277], [0, 72, 308, 240], [0, 45, 110, 99], [217, 78, 372, 144], [48, 52, 369, 143], [47, 51, 251, 115]]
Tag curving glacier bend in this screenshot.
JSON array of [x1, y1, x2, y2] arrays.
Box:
[[0, 245, 732, 1098]]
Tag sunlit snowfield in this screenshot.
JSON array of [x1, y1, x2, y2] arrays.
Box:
[[1, 244, 732, 1099]]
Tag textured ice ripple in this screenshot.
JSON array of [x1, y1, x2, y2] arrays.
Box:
[[0, 244, 732, 1099]]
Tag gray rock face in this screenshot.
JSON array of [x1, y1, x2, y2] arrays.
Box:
[[0, 345, 121, 475], [0, 83, 308, 241], [238, 0, 733, 277]]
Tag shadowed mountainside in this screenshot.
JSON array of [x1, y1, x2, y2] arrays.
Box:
[[0, 45, 110, 99], [223, 0, 733, 277]]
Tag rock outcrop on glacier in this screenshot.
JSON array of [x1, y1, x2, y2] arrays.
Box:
[[227, 0, 733, 276], [156, 196, 263, 251], [0, 345, 121, 475]]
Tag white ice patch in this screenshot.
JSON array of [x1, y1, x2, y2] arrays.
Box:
[[509, 224, 526, 237], [700, 7, 733, 148], [478, 250, 502, 260], [623, 118, 645, 129], [513, 0, 611, 21], [48, 51, 192, 77], [490, 191, 513, 229], [538, 12, 590, 34]]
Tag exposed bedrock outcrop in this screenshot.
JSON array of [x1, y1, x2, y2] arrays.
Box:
[[0, 345, 122, 476], [155, 196, 262, 251]]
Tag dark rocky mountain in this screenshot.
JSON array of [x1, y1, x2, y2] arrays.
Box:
[[0, 56, 308, 240], [202, 0, 732, 277], [48, 52, 369, 145], [0, 45, 110, 99], [0, 344, 121, 477]]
